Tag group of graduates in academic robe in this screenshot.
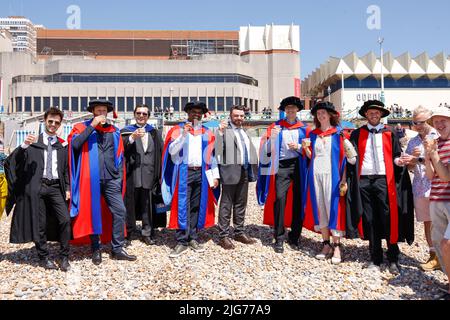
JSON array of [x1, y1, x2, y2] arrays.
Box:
[[2, 96, 416, 274], [4, 100, 166, 271], [255, 97, 414, 273]]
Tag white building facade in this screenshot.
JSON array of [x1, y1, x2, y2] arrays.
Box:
[[0, 16, 37, 56], [302, 52, 450, 119]]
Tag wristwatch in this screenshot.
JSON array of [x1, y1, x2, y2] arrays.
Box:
[[418, 157, 425, 163]]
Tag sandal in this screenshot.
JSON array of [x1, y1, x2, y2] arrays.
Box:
[[315, 240, 333, 260], [331, 243, 342, 264]]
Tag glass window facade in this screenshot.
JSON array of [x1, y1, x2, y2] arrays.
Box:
[[181, 97, 189, 111], [24, 97, 31, 112], [326, 75, 450, 96], [126, 97, 134, 112], [71, 97, 79, 111], [145, 97, 153, 111], [217, 97, 224, 112], [43, 97, 51, 109], [208, 97, 216, 111], [154, 97, 161, 109], [172, 97, 180, 112], [52, 97, 60, 108], [16, 97, 22, 111], [13, 73, 258, 87], [117, 97, 125, 112], [80, 97, 88, 111], [33, 97, 41, 112], [226, 97, 233, 111], [163, 97, 170, 110], [61, 97, 69, 111]]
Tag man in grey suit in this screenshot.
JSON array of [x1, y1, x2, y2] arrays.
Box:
[[215, 106, 258, 250], [121, 105, 164, 246]]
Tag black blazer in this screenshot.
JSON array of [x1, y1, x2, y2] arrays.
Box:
[[5, 134, 69, 243], [215, 123, 258, 185]]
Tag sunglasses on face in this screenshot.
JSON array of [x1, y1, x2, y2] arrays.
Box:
[[413, 121, 426, 125], [135, 112, 149, 116], [47, 120, 61, 125]]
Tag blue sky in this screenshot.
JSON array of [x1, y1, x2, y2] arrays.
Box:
[[1, 0, 449, 79]]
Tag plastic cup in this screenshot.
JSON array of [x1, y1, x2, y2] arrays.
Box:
[[303, 138, 311, 147]]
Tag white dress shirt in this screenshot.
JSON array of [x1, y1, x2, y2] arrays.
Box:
[[128, 125, 148, 152], [361, 124, 386, 175], [279, 121, 302, 161], [230, 122, 251, 164], [169, 123, 220, 179], [22, 132, 59, 179]]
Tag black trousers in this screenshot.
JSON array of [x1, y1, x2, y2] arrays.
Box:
[[360, 176, 400, 264], [90, 178, 127, 253], [218, 168, 249, 239], [127, 188, 153, 237], [273, 158, 303, 242], [176, 169, 202, 245], [35, 183, 71, 259]]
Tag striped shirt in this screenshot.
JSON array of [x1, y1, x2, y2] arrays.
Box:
[[430, 138, 450, 202]]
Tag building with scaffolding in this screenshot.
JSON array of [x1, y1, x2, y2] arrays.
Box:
[[0, 21, 300, 148], [302, 52, 450, 120], [1, 23, 300, 118]]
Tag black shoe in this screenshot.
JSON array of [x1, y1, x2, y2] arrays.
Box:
[[388, 262, 401, 275], [111, 249, 137, 261], [59, 257, 71, 272], [92, 250, 102, 265], [39, 258, 58, 270], [438, 292, 450, 300], [142, 236, 156, 246], [169, 244, 189, 258], [287, 238, 300, 251], [188, 240, 205, 252], [274, 241, 284, 254]]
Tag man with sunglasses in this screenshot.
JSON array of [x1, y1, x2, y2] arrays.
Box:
[[405, 106, 440, 272], [121, 105, 165, 246], [5, 107, 71, 271]]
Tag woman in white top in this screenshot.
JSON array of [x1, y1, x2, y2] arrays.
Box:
[[303, 102, 356, 264]]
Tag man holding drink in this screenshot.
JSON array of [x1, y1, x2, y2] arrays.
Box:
[[121, 104, 165, 246], [423, 107, 450, 300], [68, 99, 136, 265], [5, 107, 71, 271], [256, 96, 309, 254]]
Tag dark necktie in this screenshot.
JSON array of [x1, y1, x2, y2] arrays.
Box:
[[46, 136, 54, 179], [370, 128, 380, 173], [237, 128, 249, 170]]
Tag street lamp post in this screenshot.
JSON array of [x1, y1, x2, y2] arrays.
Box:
[[340, 69, 345, 115], [378, 37, 385, 104], [327, 86, 331, 102], [378, 37, 387, 124]]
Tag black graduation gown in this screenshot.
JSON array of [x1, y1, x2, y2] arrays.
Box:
[[345, 125, 414, 244], [120, 126, 166, 228], [4, 135, 70, 243]]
